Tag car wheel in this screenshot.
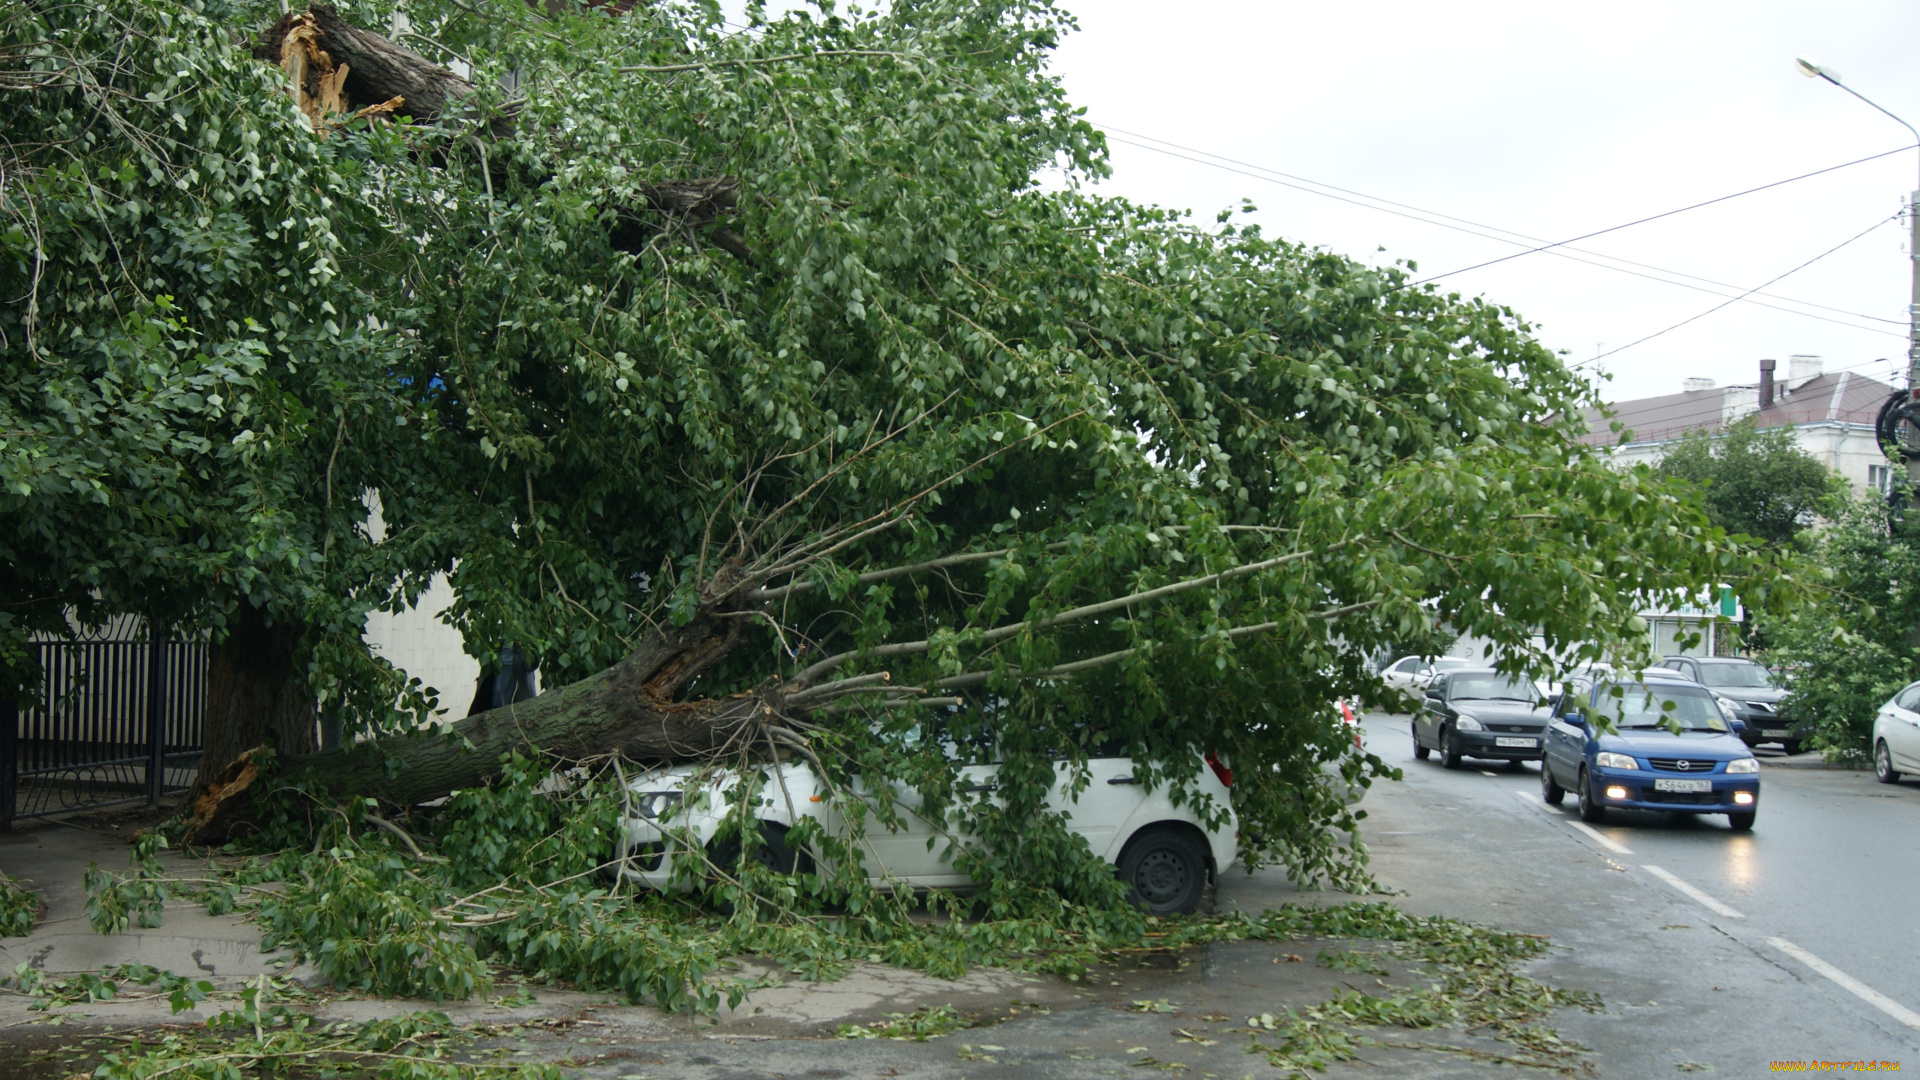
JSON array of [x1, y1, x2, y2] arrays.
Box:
[[1412, 728, 1430, 760], [1505, 758, 1525, 772], [1576, 768, 1606, 823], [1780, 740, 1802, 757], [1440, 729, 1463, 770], [1875, 740, 1901, 784], [1117, 826, 1209, 916], [1541, 761, 1565, 805], [1727, 811, 1756, 832]]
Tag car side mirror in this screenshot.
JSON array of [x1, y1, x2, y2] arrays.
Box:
[[1424, 688, 1443, 701], [1563, 711, 1586, 727]]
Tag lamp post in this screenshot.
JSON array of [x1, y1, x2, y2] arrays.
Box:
[[1798, 57, 1920, 481]]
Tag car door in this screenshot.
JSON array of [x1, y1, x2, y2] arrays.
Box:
[[1882, 683, 1920, 771], [1543, 680, 1586, 783], [1048, 757, 1138, 860], [1415, 675, 1448, 746]]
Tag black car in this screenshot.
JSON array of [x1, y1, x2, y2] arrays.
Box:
[[1413, 669, 1551, 768], [1653, 656, 1799, 752]]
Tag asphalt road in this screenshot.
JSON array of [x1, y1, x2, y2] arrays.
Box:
[[1355, 707, 1920, 1073], [14, 712, 1911, 1078]]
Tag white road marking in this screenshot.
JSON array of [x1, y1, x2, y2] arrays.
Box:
[[1641, 865, 1742, 918], [1768, 936, 1920, 1030], [1511, 789, 1563, 814], [1480, 770, 1498, 777], [1567, 820, 1633, 855]]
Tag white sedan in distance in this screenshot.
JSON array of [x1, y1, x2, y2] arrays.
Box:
[[1380, 656, 1477, 700]]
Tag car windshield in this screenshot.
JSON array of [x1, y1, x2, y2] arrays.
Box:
[[1694, 662, 1775, 689], [1599, 682, 1729, 732], [1450, 674, 1537, 702], [1431, 658, 1473, 672]]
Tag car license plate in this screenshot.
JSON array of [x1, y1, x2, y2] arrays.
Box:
[[1654, 778, 1713, 793], [1495, 737, 1537, 748], [1762, 729, 1790, 738]]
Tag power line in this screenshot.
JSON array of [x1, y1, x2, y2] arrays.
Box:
[[1407, 143, 1918, 287], [1100, 130, 1906, 338], [1574, 216, 1898, 368], [1101, 125, 1904, 329]]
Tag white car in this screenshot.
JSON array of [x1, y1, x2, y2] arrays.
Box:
[[1872, 681, 1920, 784], [1380, 656, 1476, 696], [614, 755, 1237, 915]]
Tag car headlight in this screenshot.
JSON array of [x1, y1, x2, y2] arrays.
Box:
[[1713, 694, 1743, 720], [1594, 752, 1639, 770], [1454, 717, 1483, 731], [1725, 757, 1760, 774], [632, 791, 684, 819]]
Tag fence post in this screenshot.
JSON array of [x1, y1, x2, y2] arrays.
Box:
[[0, 672, 18, 832], [146, 632, 165, 805]]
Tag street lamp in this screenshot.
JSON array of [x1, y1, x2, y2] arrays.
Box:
[[1797, 57, 1920, 482]]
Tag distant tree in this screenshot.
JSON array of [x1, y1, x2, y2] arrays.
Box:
[[1654, 419, 1842, 547], [1765, 494, 1920, 763]]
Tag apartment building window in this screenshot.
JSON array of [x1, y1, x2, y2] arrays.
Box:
[[1870, 464, 1897, 494]]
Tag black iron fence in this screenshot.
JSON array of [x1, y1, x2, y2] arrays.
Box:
[[0, 635, 207, 825]]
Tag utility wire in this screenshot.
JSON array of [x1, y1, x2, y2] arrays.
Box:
[[1407, 144, 1918, 287], [1573, 215, 1898, 368], [1105, 124, 1912, 328]]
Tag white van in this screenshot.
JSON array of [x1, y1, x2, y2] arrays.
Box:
[[613, 754, 1237, 915]]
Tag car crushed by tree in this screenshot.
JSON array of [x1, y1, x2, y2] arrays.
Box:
[[1, 0, 1797, 1025]]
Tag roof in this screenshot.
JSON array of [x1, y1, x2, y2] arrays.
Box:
[[1576, 370, 1894, 447]]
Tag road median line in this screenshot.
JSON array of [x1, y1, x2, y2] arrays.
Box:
[[1641, 864, 1742, 918], [1767, 936, 1920, 1030]]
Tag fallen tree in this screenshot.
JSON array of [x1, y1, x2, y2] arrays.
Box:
[[8, 0, 1795, 890]]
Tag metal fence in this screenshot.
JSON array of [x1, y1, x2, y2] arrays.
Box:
[[0, 634, 207, 825]]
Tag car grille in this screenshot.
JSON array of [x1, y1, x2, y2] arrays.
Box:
[[1647, 757, 1719, 772], [1640, 789, 1723, 805], [1743, 701, 1775, 714], [1492, 724, 1543, 733], [626, 842, 665, 871]]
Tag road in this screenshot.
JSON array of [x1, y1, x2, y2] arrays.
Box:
[[11, 711, 1913, 1078], [1353, 707, 1920, 1072]]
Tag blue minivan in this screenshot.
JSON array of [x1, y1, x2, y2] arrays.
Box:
[[1542, 678, 1761, 831]]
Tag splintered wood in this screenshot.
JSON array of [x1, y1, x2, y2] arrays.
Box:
[[276, 14, 403, 132]]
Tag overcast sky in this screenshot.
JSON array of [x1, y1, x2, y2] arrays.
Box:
[[733, 1, 1920, 404]]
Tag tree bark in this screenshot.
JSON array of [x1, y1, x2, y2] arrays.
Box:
[[198, 600, 316, 794], [284, 581, 772, 807]]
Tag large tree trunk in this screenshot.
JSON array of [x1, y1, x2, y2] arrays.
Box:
[[285, 579, 770, 807], [199, 600, 317, 793]]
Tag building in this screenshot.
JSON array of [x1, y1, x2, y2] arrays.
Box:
[[1576, 356, 1898, 496]]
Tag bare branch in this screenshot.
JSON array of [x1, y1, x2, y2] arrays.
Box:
[[749, 525, 1288, 603], [619, 49, 915, 75], [915, 600, 1381, 691], [790, 540, 1343, 687]]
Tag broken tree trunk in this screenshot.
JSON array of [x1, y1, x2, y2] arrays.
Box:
[[256, 4, 748, 257], [198, 600, 318, 794], [259, 2, 494, 132], [273, 574, 779, 808]]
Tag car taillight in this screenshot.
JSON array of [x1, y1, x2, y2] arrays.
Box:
[[1205, 751, 1232, 787], [1339, 700, 1362, 748]]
